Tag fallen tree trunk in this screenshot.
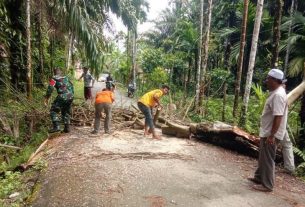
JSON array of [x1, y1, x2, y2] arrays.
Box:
[[159, 117, 261, 157], [161, 120, 190, 138], [287, 81, 305, 106], [190, 121, 260, 157]]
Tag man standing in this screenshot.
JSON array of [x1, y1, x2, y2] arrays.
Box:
[[44, 68, 74, 133], [137, 85, 170, 140], [248, 69, 288, 192], [281, 80, 295, 174], [106, 73, 113, 82], [91, 83, 115, 135], [78, 67, 95, 100], [106, 73, 113, 89], [281, 131, 295, 174]]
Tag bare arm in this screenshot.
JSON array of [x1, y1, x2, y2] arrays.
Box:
[[153, 94, 161, 107], [78, 73, 84, 81]]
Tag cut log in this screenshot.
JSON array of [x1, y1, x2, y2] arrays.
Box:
[[153, 108, 162, 124], [161, 126, 177, 136], [159, 118, 190, 138]]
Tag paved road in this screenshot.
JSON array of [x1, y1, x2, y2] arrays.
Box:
[[31, 81, 305, 207], [92, 81, 135, 109]]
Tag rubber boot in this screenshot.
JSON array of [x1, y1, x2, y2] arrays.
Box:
[[63, 124, 70, 133], [48, 122, 61, 133]]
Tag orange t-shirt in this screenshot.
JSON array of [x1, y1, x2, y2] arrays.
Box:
[[95, 90, 114, 104]]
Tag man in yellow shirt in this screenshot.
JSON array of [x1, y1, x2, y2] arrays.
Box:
[[138, 85, 170, 139], [91, 83, 115, 135]]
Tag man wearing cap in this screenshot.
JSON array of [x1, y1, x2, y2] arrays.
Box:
[[248, 69, 288, 192]]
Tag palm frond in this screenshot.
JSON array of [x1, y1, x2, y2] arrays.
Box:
[[288, 57, 305, 77], [293, 147, 305, 161], [216, 27, 239, 39], [293, 147, 305, 170], [229, 42, 240, 65]]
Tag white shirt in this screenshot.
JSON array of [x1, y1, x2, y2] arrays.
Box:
[[82, 72, 94, 87], [259, 86, 288, 140]]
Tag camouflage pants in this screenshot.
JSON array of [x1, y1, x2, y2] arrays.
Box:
[[50, 97, 73, 124]]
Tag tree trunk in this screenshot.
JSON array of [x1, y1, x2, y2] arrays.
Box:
[[271, 0, 283, 68], [198, 0, 213, 114], [287, 81, 305, 106], [132, 28, 137, 89], [284, 0, 295, 74], [37, 0, 45, 87], [66, 31, 74, 72], [240, 0, 265, 126], [233, 0, 249, 117], [195, 0, 204, 111], [184, 58, 192, 101], [26, 0, 32, 99], [222, 39, 232, 121], [222, 82, 228, 121]]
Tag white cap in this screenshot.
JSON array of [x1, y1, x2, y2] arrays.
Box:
[[268, 69, 284, 80]]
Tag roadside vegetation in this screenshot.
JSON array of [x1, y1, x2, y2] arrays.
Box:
[[1, 0, 305, 205]]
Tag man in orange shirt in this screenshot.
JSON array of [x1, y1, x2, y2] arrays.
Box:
[[138, 85, 170, 139], [91, 83, 115, 134]]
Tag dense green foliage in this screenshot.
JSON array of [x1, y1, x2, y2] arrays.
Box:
[[1, 0, 305, 202]]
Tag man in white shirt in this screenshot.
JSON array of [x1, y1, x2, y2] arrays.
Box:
[[248, 69, 288, 192], [78, 67, 95, 100]]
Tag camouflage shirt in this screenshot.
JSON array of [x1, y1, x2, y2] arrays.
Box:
[[45, 75, 74, 100]]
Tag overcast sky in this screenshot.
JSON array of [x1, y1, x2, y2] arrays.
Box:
[[111, 0, 170, 34]]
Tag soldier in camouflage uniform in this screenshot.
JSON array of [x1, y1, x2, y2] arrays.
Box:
[[44, 68, 74, 133]]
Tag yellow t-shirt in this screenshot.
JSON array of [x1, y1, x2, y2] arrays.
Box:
[[139, 89, 163, 107]]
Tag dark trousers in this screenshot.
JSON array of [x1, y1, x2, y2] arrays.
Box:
[[84, 87, 92, 100], [137, 102, 154, 129], [254, 137, 278, 190]]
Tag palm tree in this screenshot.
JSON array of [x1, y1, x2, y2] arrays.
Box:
[[53, 0, 144, 74], [240, 0, 265, 126], [26, 0, 32, 99], [281, 12, 305, 77], [271, 0, 283, 68], [198, 0, 213, 114], [233, 0, 249, 118], [195, 0, 204, 111], [283, 0, 295, 74]]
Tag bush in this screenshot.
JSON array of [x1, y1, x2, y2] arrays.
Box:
[[0, 171, 21, 198]]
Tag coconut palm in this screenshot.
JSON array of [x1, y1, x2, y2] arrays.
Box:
[[240, 0, 265, 127], [281, 11, 305, 77]]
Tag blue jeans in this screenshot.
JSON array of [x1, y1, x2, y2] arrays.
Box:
[[137, 102, 154, 129]]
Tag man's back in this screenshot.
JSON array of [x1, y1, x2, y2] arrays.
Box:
[[95, 90, 114, 104]]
